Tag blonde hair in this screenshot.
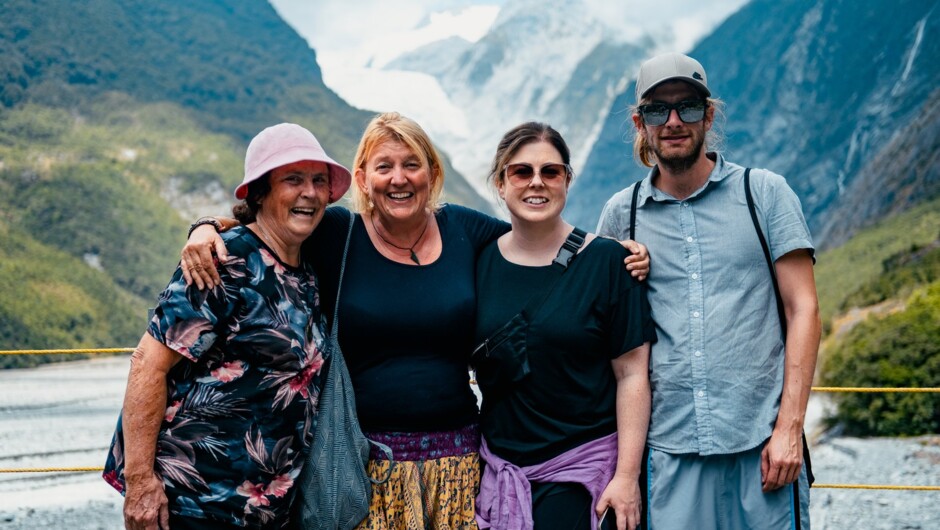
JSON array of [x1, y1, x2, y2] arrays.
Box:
[[351, 112, 445, 213], [632, 96, 725, 167]]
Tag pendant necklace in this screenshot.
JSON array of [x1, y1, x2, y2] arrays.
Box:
[[370, 211, 430, 265]]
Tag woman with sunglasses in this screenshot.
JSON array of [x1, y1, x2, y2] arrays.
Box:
[[473, 123, 656, 530]]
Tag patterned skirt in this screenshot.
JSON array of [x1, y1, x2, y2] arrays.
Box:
[[355, 424, 481, 530]]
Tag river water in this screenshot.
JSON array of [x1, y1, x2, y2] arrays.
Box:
[[0, 357, 937, 529]]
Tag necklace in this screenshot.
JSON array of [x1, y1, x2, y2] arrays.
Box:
[[253, 220, 292, 265], [370, 210, 430, 265]]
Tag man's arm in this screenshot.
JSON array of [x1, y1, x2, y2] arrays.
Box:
[[761, 248, 820, 492]]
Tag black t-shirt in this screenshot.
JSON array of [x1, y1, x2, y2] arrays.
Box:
[[303, 204, 508, 432], [475, 236, 656, 466]]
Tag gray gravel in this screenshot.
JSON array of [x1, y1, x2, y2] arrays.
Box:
[[1, 358, 936, 529]]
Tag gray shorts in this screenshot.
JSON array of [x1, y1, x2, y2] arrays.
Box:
[[645, 443, 810, 530]]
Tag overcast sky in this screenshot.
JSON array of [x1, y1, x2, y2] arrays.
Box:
[[269, 0, 752, 68]]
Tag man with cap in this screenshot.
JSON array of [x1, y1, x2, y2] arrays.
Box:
[[596, 53, 820, 529]]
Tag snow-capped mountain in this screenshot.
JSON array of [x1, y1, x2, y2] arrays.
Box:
[[389, 0, 650, 198]]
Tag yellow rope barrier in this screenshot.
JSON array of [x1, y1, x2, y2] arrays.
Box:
[[0, 467, 936, 491], [0, 348, 133, 355], [812, 387, 940, 393], [0, 467, 104, 473], [1, 348, 938, 493], [813, 484, 940, 491]]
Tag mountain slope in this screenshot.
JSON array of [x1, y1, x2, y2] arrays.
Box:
[[0, 0, 491, 355], [0, 0, 366, 157], [569, 0, 940, 244]]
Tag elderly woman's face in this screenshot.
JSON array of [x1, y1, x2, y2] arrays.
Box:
[[258, 160, 330, 245], [357, 140, 430, 225]]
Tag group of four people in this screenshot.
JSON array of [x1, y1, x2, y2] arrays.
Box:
[[104, 52, 820, 530]]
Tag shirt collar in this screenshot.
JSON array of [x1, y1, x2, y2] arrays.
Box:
[[637, 152, 726, 205]]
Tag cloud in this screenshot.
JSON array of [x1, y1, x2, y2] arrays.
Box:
[[583, 0, 751, 51]]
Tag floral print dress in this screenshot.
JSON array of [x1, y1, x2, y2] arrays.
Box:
[[104, 226, 327, 528]]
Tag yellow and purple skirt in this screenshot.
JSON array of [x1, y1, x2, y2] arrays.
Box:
[[356, 424, 481, 530]]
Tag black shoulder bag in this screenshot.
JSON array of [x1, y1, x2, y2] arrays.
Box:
[[294, 211, 392, 530], [471, 227, 587, 394]]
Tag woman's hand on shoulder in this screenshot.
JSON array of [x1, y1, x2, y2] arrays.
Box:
[[619, 239, 649, 281], [181, 224, 229, 290]]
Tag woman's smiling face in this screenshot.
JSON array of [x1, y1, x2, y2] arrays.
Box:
[[497, 140, 571, 226], [258, 160, 330, 246], [356, 139, 431, 226]]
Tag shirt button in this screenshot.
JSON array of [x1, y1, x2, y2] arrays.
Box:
[[698, 390, 705, 397], [686, 236, 694, 243], [692, 273, 699, 279], [683, 202, 690, 207], [694, 350, 702, 357], [693, 311, 700, 318]]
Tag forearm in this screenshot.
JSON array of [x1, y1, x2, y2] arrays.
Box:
[[775, 308, 821, 434], [122, 336, 174, 484], [613, 366, 651, 479]]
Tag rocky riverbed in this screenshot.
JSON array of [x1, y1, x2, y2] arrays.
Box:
[[1, 357, 936, 529]]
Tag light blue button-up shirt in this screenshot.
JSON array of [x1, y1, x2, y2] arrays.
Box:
[[596, 154, 814, 455]]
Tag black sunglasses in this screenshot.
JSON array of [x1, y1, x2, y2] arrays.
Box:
[[638, 99, 708, 126]]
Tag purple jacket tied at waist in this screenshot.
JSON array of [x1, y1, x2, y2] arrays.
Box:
[[476, 433, 618, 530]]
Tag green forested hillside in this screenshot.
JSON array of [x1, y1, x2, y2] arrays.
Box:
[[0, 220, 145, 367], [814, 198, 940, 322], [0, 0, 494, 362], [0, 96, 245, 364], [0, 0, 367, 162], [815, 198, 940, 435]]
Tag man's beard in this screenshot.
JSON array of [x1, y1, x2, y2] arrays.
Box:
[[653, 133, 705, 173]]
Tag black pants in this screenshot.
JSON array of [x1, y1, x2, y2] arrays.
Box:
[[531, 481, 618, 530]]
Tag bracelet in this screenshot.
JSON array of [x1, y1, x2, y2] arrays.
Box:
[[188, 217, 223, 238]]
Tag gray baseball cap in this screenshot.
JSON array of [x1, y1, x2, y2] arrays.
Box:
[[635, 52, 710, 102]]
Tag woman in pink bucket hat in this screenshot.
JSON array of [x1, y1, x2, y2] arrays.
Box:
[[180, 113, 650, 529], [105, 123, 350, 529]]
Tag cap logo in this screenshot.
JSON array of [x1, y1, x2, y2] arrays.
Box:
[[692, 71, 703, 80]]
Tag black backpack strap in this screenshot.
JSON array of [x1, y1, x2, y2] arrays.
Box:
[[629, 182, 641, 241], [744, 168, 815, 490], [744, 168, 786, 338]]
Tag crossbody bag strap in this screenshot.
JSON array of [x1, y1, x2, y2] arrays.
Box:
[[473, 227, 588, 361], [330, 211, 356, 340], [744, 168, 815, 488], [328, 211, 395, 481], [522, 227, 587, 318]]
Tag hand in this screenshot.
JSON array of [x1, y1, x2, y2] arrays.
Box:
[[619, 240, 650, 281], [181, 224, 228, 289], [124, 472, 170, 530], [760, 429, 803, 492], [595, 474, 641, 530]]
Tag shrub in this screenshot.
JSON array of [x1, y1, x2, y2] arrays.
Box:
[[822, 282, 940, 435]]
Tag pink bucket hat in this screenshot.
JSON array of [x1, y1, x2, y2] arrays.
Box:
[[236, 123, 352, 203]]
